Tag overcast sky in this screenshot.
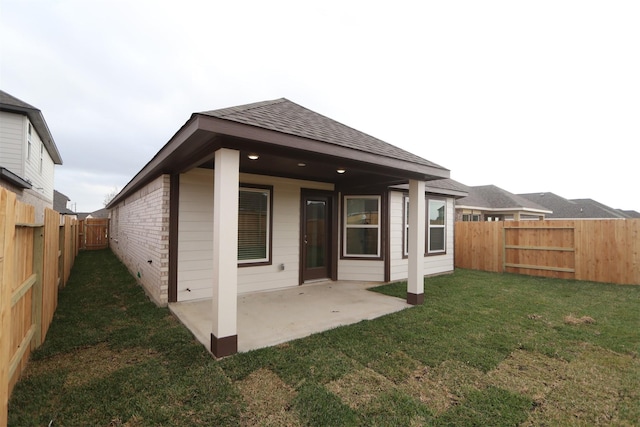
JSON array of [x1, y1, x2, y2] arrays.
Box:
[[2, 0, 639, 212]]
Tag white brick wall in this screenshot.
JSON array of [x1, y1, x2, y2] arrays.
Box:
[[109, 175, 170, 305]]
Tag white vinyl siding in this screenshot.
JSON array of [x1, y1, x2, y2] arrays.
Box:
[[176, 169, 333, 301], [337, 259, 385, 281], [0, 111, 25, 176], [177, 168, 215, 301], [389, 191, 455, 281], [22, 117, 55, 202]]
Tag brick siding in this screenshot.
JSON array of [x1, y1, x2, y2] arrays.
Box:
[[109, 175, 170, 305]]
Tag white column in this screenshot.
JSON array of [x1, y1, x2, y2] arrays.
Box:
[[211, 148, 239, 357], [407, 179, 425, 305]]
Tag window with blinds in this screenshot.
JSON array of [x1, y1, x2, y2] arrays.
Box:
[[238, 186, 271, 264]]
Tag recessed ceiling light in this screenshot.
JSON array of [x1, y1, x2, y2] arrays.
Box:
[[297, 162, 306, 167], [336, 168, 346, 174], [248, 154, 259, 160]]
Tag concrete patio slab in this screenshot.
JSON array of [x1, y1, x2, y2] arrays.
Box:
[[169, 281, 410, 354]]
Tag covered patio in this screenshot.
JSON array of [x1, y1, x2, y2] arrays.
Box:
[[169, 280, 409, 353], [107, 98, 457, 358]]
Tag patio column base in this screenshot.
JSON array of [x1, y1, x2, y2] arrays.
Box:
[[211, 333, 238, 358], [407, 292, 424, 305]]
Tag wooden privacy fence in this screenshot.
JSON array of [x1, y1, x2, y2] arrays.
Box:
[[0, 188, 79, 426], [455, 219, 640, 285], [78, 218, 109, 250]]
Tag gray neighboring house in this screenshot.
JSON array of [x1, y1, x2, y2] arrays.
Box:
[[54, 190, 75, 215], [76, 208, 109, 220], [0, 90, 63, 222], [518, 192, 640, 219], [455, 185, 551, 221]]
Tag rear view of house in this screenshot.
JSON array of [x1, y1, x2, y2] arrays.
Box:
[[107, 98, 466, 357]]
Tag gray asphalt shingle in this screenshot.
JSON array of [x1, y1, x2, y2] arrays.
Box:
[[199, 98, 446, 170]]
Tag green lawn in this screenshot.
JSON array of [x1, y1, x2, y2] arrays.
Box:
[[8, 250, 640, 426]]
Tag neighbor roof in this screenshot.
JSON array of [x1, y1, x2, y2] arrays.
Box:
[[391, 178, 469, 198], [108, 98, 451, 208], [457, 185, 551, 213], [53, 190, 75, 214], [618, 209, 640, 219], [518, 192, 631, 219], [199, 98, 446, 170], [0, 90, 63, 165]]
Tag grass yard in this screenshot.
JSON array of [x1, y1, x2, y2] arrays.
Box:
[[8, 250, 640, 426]]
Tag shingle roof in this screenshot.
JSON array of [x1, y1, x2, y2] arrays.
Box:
[[392, 178, 469, 198], [0, 90, 63, 164], [53, 190, 73, 214], [199, 98, 446, 171], [518, 192, 631, 219], [457, 185, 551, 212], [618, 209, 640, 219]]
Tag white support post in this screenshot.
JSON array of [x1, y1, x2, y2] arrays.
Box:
[[211, 148, 239, 357], [407, 179, 425, 305]]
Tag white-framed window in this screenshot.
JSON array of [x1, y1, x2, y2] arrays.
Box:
[[462, 213, 481, 222], [238, 186, 271, 264], [403, 196, 409, 256], [428, 199, 446, 253], [39, 144, 44, 173], [27, 123, 32, 161], [344, 195, 381, 257]]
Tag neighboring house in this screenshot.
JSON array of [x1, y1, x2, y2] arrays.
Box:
[[107, 98, 467, 357], [618, 209, 640, 219], [455, 185, 551, 221], [53, 189, 75, 215], [0, 90, 63, 222], [519, 192, 639, 219], [76, 208, 109, 220]]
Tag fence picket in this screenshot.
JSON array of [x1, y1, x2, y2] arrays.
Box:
[[0, 188, 80, 424]]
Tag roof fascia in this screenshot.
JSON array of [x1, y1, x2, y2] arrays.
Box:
[[0, 167, 32, 189], [197, 115, 450, 180], [107, 117, 201, 208]]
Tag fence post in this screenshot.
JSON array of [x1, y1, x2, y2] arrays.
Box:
[[58, 225, 64, 289], [31, 226, 44, 350]]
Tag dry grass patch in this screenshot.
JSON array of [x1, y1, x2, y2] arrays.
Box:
[[564, 314, 596, 325], [487, 349, 567, 404], [326, 367, 396, 409], [523, 343, 640, 426], [367, 350, 421, 383], [236, 368, 301, 427], [24, 343, 158, 388], [402, 360, 487, 415]]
